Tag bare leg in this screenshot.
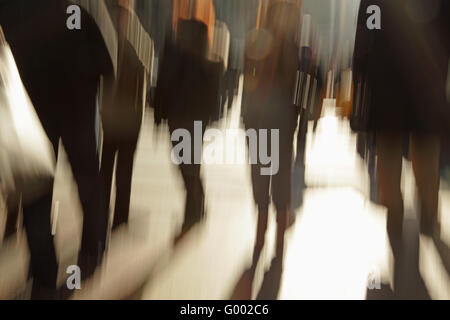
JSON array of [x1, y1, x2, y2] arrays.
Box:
[[376, 132, 404, 248], [410, 133, 440, 236]]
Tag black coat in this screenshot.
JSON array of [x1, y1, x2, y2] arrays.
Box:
[[102, 40, 145, 140], [353, 0, 450, 134], [242, 28, 300, 130], [155, 19, 222, 124], [0, 0, 113, 116]]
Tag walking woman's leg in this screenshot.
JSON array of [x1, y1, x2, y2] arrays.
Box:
[[410, 133, 440, 236], [376, 132, 404, 247]]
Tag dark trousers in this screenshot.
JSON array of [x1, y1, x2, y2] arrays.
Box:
[[3, 108, 108, 288], [24, 109, 108, 287], [22, 193, 58, 288], [101, 135, 138, 228], [295, 108, 308, 168], [246, 116, 297, 218], [168, 119, 205, 227]]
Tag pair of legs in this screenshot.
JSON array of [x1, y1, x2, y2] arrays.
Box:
[[38, 110, 108, 284], [247, 122, 296, 262], [3, 192, 59, 298], [169, 119, 206, 234], [2, 108, 107, 295], [101, 135, 139, 230], [376, 131, 440, 245]]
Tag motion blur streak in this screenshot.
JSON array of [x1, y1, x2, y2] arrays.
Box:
[[0, 0, 449, 300]]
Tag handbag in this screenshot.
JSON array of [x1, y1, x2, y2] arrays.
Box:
[[0, 26, 55, 206], [293, 58, 320, 122]]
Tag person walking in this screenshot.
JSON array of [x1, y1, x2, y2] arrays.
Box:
[[353, 0, 450, 295], [101, 0, 146, 231]]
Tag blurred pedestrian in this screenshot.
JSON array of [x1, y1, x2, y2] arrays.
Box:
[[101, 0, 146, 231], [353, 0, 450, 294], [155, 0, 221, 239], [0, 0, 113, 297], [242, 0, 301, 259]]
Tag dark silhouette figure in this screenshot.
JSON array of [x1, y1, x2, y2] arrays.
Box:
[[242, 2, 300, 256], [0, 0, 113, 297], [354, 0, 450, 297], [101, 2, 145, 231], [291, 40, 325, 213], [155, 17, 222, 239]]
